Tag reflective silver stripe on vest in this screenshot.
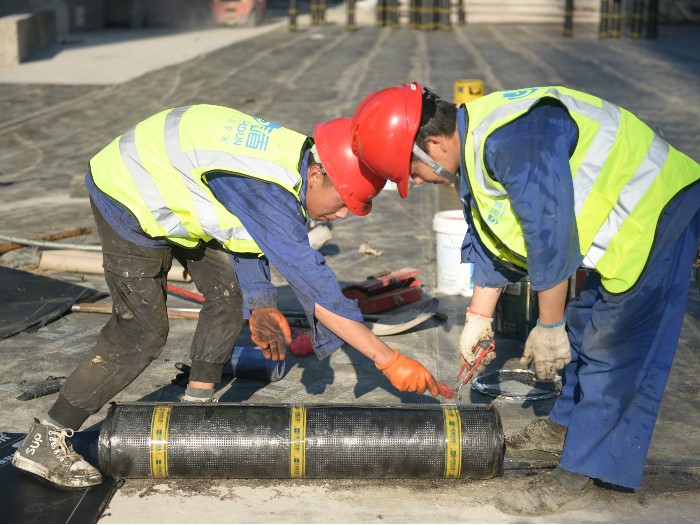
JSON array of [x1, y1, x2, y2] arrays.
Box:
[[163, 106, 225, 240], [119, 127, 190, 237], [123, 107, 302, 244], [583, 133, 669, 268], [473, 88, 668, 269], [555, 93, 620, 216], [472, 88, 617, 199], [164, 108, 301, 243]]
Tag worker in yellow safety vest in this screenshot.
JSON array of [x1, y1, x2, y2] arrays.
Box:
[[12, 105, 439, 489], [350, 83, 700, 515]]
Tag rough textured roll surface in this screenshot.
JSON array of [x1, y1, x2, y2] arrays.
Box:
[[98, 402, 503, 479]]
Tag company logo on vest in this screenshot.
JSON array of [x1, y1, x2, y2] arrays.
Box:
[[487, 200, 507, 224], [502, 88, 538, 100]]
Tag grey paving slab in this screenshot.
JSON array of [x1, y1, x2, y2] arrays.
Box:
[[0, 11, 699, 522]]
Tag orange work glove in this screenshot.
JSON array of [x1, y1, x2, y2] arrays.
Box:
[[376, 349, 439, 397], [249, 307, 292, 361]]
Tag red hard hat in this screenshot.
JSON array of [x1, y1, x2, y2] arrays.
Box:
[[350, 82, 423, 198], [313, 118, 387, 216]]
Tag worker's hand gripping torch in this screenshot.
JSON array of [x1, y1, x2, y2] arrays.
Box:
[[438, 340, 496, 399]]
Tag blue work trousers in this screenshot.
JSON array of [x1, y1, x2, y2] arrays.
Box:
[[550, 193, 700, 488]]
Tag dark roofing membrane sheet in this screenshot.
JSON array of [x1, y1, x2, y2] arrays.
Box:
[[0, 431, 121, 524], [0, 267, 106, 341]]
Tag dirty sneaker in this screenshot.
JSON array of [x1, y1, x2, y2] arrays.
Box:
[[12, 419, 103, 488], [495, 467, 593, 516], [506, 418, 566, 454]]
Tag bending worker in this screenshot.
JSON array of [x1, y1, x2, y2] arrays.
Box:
[[350, 83, 700, 514], [12, 106, 439, 489]]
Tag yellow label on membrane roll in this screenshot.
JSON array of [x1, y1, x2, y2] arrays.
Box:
[[443, 406, 462, 478], [149, 405, 172, 479], [290, 406, 307, 478]]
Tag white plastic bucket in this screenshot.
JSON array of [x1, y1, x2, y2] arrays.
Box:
[[433, 210, 474, 296]]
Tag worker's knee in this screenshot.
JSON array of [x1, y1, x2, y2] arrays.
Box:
[[202, 279, 243, 311]]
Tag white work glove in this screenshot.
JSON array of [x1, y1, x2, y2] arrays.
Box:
[[521, 320, 571, 380], [458, 309, 496, 374]]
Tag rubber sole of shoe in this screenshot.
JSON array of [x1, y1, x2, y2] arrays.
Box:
[[12, 453, 102, 488]]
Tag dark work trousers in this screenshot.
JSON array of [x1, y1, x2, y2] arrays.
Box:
[[49, 201, 244, 430], [551, 188, 700, 489]]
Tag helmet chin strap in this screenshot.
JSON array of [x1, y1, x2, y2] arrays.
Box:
[[411, 144, 457, 184]]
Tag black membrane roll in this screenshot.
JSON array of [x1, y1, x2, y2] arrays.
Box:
[[98, 402, 503, 479]]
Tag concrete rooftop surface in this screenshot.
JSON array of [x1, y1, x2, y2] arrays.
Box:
[[0, 3, 699, 523]]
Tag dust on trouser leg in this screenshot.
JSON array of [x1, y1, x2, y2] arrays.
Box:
[[181, 244, 244, 385], [506, 418, 566, 454], [495, 466, 592, 516]]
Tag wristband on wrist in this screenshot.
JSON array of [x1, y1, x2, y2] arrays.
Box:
[[537, 316, 567, 329], [467, 308, 492, 319]]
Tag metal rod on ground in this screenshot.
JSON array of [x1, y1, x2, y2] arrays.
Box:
[[563, 0, 574, 36], [346, 0, 356, 30], [73, 298, 444, 336], [72, 303, 201, 320], [0, 227, 93, 254], [647, 0, 659, 38], [166, 283, 205, 303], [631, 0, 644, 39], [599, 0, 609, 39], [0, 234, 101, 252], [289, 0, 298, 31]]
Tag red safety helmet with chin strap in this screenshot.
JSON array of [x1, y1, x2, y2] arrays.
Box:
[[313, 117, 387, 216], [350, 82, 424, 198]]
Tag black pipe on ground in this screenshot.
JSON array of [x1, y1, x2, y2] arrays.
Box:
[[99, 402, 504, 480]]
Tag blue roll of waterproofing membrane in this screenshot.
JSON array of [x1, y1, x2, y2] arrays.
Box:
[[223, 346, 286, 382]]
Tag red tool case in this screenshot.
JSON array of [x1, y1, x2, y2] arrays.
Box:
[[342, 268, 423, 314]]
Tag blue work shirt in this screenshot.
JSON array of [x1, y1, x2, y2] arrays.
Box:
[[85, 150, 362, 359], [456, 100, 583, 291]]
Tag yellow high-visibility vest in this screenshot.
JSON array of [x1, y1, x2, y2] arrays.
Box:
[[90, 104, 311, 253], [462, 87, 699, 293]]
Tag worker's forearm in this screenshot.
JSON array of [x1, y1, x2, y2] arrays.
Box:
[[536, 279, 569, 324], [468, 285, 504, 317], [314, 303, 394, 366]]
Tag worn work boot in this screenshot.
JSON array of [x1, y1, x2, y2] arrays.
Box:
[[12, 419, 103, 488], [495, 466, 593, 516], [506, 418, 566, 454]]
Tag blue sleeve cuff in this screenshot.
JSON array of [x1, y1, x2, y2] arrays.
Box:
[[462, 228, 524, 288], [231, 254, 277, 318]]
